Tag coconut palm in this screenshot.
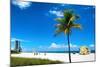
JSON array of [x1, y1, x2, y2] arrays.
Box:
[[54, 9, 81, 63]]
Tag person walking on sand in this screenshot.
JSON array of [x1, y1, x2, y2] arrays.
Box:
[[44, 52, 46, 56]]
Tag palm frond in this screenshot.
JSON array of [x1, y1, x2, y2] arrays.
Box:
[[64, 28, 70, 35], [55, 18, 66, 24], [54, 29, 63, 36], [54, 9, 82, 36], [75, 15, 80, 19], [72, 24, 82, 29], [70, 16, 75, 21], [63, 10, 75, 25]]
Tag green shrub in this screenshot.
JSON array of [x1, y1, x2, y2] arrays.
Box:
[[11, 50, 20, 54], [11, 57, 62, 67]]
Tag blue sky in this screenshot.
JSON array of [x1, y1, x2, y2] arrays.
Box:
[[11, 0, 95, 52]]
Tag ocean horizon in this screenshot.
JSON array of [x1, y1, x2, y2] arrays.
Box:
[[22, 50, 95, 53]]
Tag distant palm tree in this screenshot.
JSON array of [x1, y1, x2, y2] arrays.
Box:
[[54, 9, 81, 63]]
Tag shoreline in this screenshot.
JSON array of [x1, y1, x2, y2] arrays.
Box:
[[11, 52, 95, 62]]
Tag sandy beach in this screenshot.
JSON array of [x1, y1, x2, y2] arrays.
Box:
[[11, 52, 95, 62]]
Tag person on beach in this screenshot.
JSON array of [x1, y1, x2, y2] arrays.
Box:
[[44, 52, 46, 56]]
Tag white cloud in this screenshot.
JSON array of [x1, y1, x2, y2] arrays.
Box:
[[49, 10, 63, 17], [61, 4, 66, 6], [12, 0, 32, 9], [11, 38, 30, 42], [49, 43, 78, 49], [70, 44, 78, 48], [53, 7, 58, 10], [11, 38, 23, 42], [49, 43, 61, 48], [90, 44, 95, 47]]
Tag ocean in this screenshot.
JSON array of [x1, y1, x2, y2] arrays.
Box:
[[23, 50, 95, 53]]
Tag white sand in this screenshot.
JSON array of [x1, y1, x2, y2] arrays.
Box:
[[11, 53, 95, 62]]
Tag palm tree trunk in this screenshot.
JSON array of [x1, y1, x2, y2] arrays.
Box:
[[67, 32, 71, 63]]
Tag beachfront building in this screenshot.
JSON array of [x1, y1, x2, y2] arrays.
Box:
[[14, 40, 22, 53], [80, 46, 90, 55]]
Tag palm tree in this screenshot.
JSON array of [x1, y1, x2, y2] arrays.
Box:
[[54, 9, 81, 63]]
